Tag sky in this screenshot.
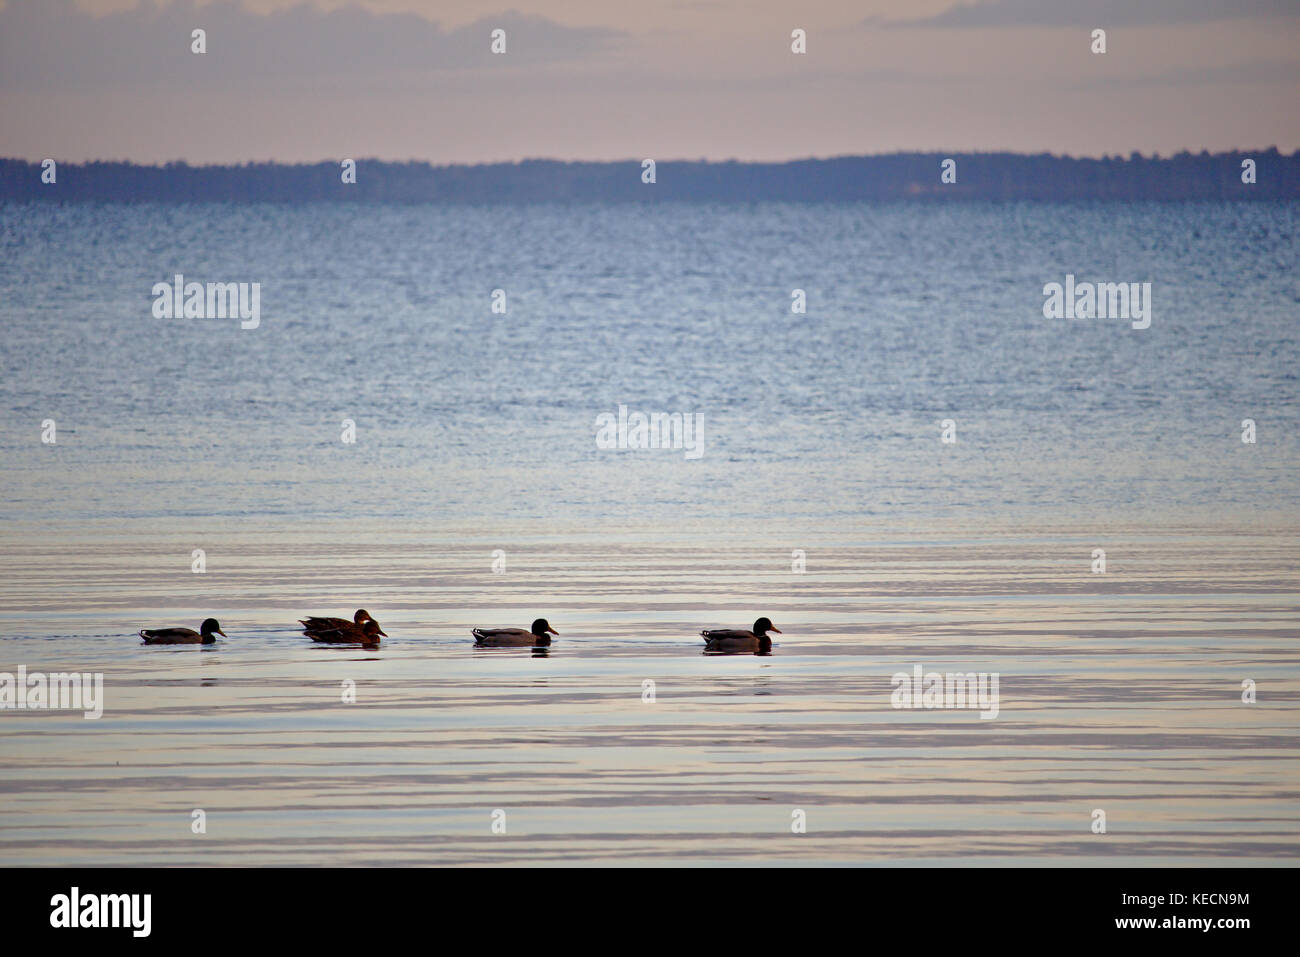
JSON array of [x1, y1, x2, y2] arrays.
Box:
[[0, 0, 1296, 164]]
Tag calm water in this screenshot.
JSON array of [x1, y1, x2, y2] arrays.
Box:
[[0, 201, 1297, 864]]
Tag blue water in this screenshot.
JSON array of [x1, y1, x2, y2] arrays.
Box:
[[1, 201, 1295, 527], [0, 201, 1297, 865]]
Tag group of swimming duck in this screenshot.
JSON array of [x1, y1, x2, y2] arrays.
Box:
[[137, 612, 783, 653]]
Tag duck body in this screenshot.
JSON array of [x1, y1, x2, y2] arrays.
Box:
[[701, 631, 770, 653], [140, 618, 225, 645], [472, 618, 557, 647], [304, 618, 384, 646], [701, 617, 781, 653], [300, 609, 373, 632]]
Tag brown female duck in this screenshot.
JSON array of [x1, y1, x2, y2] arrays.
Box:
[[305, 618, 384, 647], [300, 609, 376, 633]]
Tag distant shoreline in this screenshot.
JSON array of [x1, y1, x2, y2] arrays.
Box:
[[3, 150, 1296, 202]]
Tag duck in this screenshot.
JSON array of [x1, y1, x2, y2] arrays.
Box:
[[140, 618, 226, 645], [472, 618, 558, 647], [300, 609, 374, 633], [701, 617, 781, 653], [304, 617, 385, 647]]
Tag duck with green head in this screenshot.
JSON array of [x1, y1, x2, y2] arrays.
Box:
[[139, 618, 226, 645], [472, 618, 558, 647], [701, 617, 781, 653]]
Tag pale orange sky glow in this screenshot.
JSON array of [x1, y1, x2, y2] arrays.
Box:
[[1, 0, 1296, 163]]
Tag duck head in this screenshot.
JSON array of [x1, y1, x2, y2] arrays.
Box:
[[200, 618, 227, 638], [361, 619, 384, 643], [531, 618, 559, 638], [752, 617, 781, 637], [353, 609, 373, 624]]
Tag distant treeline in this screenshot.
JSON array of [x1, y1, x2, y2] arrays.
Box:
[[2, 150, 1295, 202]]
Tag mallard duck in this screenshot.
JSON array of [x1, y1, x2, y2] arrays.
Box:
[[701, 617, 781, 653], [472, 618, 558, 647], [300, 609, 374, 632], [305, 618, 385, 646], [140, 618, 226, 645]]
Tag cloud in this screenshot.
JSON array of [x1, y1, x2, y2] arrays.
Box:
[[1073, 58, 1300, 89], [877, 0, 1300, 29], [0, 0, 623, 91]]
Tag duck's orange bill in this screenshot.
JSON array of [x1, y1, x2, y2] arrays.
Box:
[[768, 626, 782, 633]]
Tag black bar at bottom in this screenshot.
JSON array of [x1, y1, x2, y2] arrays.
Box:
[[0, 866, 1283, 943]]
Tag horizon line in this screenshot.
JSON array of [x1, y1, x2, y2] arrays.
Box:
[[3, 147, 1294, 169]]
